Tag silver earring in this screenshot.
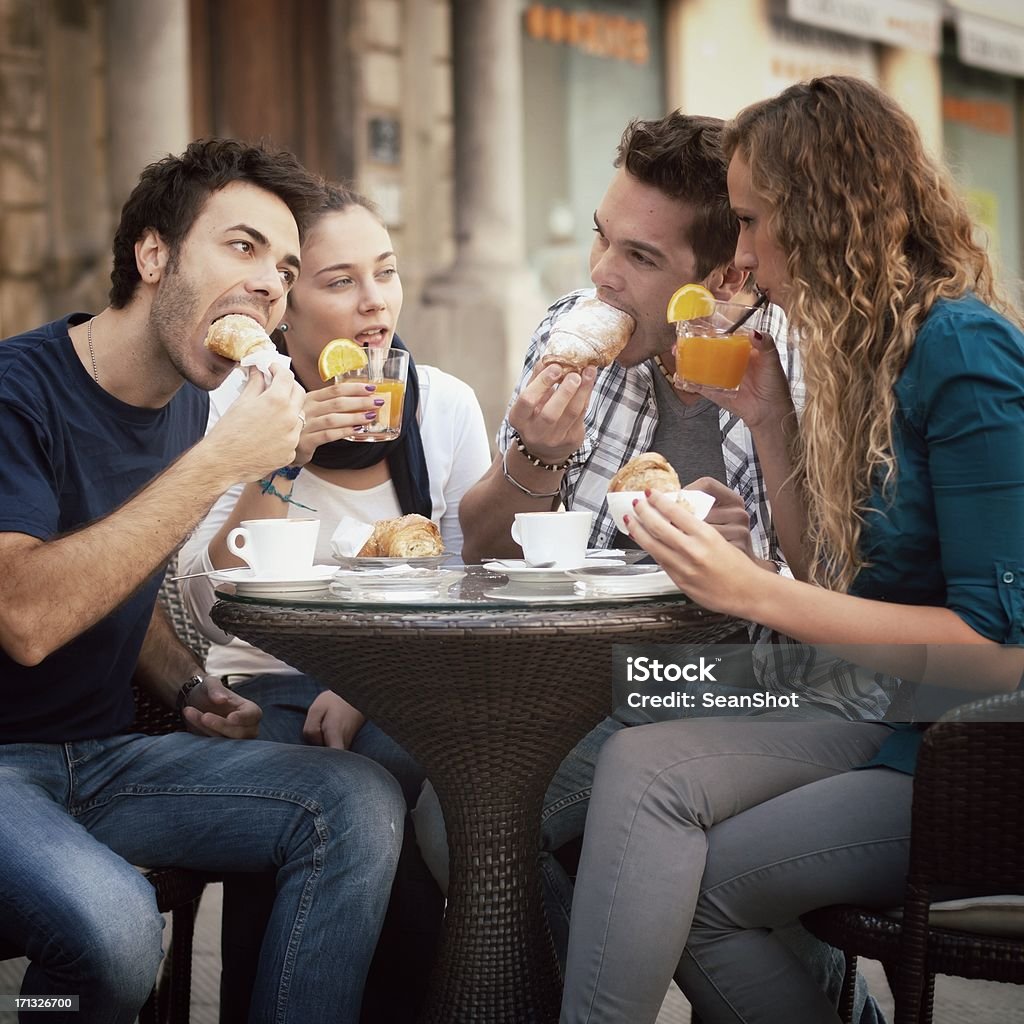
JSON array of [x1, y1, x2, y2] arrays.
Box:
[[278, 322, 289, 333]]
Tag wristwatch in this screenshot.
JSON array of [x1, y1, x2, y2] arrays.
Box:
[[176, 671, 206, 717]]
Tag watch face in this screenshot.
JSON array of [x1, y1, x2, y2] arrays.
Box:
[[177, 673, 205, 714]]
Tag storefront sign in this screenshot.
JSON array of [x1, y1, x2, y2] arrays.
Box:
[[767, 14, 878, 92], [788, 0, 941, 54], [523, 4, 650, 65], [942, 94, 1013, 136], [946, 0, 1024, 31], [956, 11, 1024, 77]]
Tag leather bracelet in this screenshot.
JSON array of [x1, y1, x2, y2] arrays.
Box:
[[501, 448, 562, 499], [176, 671, 206, 717], [509, 430, 576, 472]]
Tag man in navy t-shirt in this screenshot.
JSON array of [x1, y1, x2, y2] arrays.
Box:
[[0, 140, 405, 1023]]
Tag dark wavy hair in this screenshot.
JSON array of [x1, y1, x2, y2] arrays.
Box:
[[615, 112, 737, 278], [109, 138, 323, 308]]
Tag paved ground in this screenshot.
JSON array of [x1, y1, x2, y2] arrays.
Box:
[[2, 883, 1021, 1022]]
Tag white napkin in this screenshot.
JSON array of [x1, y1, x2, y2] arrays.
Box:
[[574, 571, 680, 598], [240, 345, 291, 385], [330, 516, 376, 559]]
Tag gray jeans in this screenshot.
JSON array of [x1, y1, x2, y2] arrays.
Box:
[[413, 688, 886, 1023], [559, 717, 908, 1024]]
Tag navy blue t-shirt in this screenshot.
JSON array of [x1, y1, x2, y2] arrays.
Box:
[[0, 314, 209, 742]]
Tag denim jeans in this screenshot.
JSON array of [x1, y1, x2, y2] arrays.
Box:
[[414, 683, 883, 1024], [231, 674, 444, 1024], [0, 731, 404, 1024]]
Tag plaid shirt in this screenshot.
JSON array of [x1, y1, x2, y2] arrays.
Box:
[[499, 289, 895, 719]]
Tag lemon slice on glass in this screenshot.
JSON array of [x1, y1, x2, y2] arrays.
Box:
[[317, 338, 368, 381], [666, 283, 716, 323]]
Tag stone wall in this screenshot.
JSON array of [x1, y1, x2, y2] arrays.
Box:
[[0, 0, 48, 336], [0, 0, 110, 339]]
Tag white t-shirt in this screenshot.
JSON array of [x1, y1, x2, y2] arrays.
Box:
[[179, 363, 490, 678]]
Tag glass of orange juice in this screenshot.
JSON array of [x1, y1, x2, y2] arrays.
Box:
[[673, 299, 763, 391], [336, 347, 409, 441]]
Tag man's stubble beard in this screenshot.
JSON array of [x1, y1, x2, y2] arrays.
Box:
[[148, 263, 212, 390]]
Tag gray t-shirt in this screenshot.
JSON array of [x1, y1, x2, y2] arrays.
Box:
[[615, 359, 726, 548]]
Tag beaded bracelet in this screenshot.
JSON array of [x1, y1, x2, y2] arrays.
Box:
[[509, 430, 576, 472], [257, 470, 317, 511], [501, 448, 562, 499]]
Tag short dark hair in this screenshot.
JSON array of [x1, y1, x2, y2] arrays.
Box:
[[273, 181, 384, 344], [109, 138, 324, 308], [615, 112, 737, 279]]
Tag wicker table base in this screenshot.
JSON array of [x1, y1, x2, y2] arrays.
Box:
[[213, 597, 740, 1023]]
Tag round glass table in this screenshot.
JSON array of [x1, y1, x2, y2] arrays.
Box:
[[212, 566, 744, 1023]]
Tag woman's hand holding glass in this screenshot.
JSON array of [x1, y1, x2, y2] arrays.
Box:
[[292, 379, 386, 464], [676, 330, 794, 433]]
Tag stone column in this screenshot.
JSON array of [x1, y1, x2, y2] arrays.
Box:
[[105, 0, 191, 213], [416, 0, 547, 436]]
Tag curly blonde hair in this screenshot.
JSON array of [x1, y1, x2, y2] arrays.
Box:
[[723, 76, 1019, 591]]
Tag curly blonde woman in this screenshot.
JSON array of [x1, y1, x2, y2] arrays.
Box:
[[559, 77, 1024, 1024]]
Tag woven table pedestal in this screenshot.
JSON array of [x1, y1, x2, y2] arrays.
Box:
[[213, 597, 741, 1023]]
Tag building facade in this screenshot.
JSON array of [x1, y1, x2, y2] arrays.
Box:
[[2, 0, 1022, 433]]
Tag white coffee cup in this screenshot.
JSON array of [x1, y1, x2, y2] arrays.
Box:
[[510, 510, 592, 568], [226, 518, 320, 578]]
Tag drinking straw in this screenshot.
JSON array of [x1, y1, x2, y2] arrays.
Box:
[[725, 290, 769, 333], [367, 346, 386, 381]]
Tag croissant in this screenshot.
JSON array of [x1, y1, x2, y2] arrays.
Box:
[[357, 514, 444, 558], [204, 315, 273, 361], [540, 296, 635, 373], [608, 453, 681, 493]]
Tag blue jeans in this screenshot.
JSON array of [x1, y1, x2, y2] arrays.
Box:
[[231, 674, 443, 1024], [0, 732, 404, 1024]]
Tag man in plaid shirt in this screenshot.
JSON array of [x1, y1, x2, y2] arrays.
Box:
[[459, 111, 893, 721], [450, 111, 890, 1023]]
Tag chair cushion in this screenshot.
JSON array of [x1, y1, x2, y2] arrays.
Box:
[[885, 895, 1024, 938]]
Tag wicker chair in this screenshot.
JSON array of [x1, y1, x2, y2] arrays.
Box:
[[134, 569, 217, 1024], [802, 689, 1024, 1024]]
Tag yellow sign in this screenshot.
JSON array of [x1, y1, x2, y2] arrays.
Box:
[[966, 187, 1000, 258], [524, 4, 650, 65]]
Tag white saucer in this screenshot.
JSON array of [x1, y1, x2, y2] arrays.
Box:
[[482, 558, 622, 582], [209, 565, 336, 595], [567, 567, 680, 598]]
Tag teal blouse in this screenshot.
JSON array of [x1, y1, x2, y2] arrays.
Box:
[[849, 295, 1024, 773]]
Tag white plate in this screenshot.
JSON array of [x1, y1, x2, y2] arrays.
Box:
[[333, 554, 450, 570], [482, 557, 622, 582], [209, 565, 336, 595], [481, 587, 585, 603]]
